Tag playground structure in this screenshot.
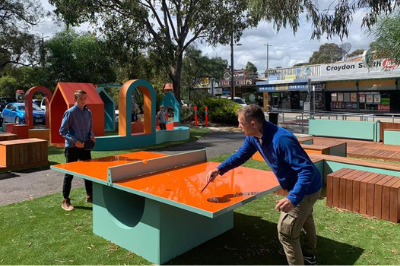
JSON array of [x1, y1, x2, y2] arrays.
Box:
[[1, 79, 189, 153]]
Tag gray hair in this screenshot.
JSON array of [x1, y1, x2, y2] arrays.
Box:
[[237, 104, 265, 125]]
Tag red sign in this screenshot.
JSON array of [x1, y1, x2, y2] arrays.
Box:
[[382, 59, 399, 69]]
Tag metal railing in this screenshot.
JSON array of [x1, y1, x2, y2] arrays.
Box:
[[266, 109, 400, 134]]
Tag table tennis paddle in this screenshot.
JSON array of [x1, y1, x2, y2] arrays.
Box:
[[83, 140, 95, 150], [201, 178, 213, 193]]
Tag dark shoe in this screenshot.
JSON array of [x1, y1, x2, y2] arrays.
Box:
[[61, 198, 74, 211], [304, 254, 317, 265], [85, 194, 93, 203]]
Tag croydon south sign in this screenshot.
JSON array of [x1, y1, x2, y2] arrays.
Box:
[[321, 59, 400, 75]]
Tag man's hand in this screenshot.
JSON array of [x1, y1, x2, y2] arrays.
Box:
[[275, 197, 294, 213], [206, 169, 220, 183], [90, 135, 96, 142], [75, 141, 84, 148]]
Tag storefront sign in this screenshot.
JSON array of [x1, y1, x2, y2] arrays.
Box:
[[258, 86, 275, 92], [321, 58, 400, 75], [275, 85, 288, 91], [285, 74, 296, 79], [382, 59, 399, 70], [218, 80, 230, 87]]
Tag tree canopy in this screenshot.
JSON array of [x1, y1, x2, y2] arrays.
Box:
[[48, 0, 399, 102], [49, 0, 257, 103], [0, 0, 46, 71], [370, 10, 400, 62], [248, 0, 398, 40], [308, 43, 344, 64], [181, 45, 227, 102], [245, 62, 258, 77], [45, 29, 116, 84]]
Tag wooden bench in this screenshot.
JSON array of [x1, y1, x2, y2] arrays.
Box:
[[327, 168, 400, 223], [0, 132, 18, 141], [301, 142, 347, 156], [0, 138, 48, 171]]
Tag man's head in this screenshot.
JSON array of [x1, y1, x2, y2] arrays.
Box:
[[74, 90, 87, 109], [237, 104, 265, 137], [160, 105, 164, 110]]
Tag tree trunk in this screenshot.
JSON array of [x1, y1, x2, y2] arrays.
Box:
[[170, 51, 183, 104]]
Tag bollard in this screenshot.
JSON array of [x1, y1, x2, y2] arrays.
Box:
[[194, 106, 198, 126], [205, 106, 208, 126]]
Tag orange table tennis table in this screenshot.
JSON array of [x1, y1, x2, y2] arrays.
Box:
[[51, 149, 280, 264]]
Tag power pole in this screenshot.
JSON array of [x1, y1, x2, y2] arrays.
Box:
[[264, 43, 272, 77], [230, 30, 235, 101]]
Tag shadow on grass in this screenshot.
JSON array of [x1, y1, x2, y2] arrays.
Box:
[[167, 212, 363, 265], [74, 206, 93, 211]]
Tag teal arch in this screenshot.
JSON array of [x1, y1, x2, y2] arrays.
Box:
[[161, 91, 181, 125], [96, 87, 116, 131]]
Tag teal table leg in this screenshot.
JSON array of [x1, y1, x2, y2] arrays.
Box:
[[92, 183, 234, 264]]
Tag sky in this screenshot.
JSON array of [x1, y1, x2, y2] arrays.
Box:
[[32, 0, 374, 75]]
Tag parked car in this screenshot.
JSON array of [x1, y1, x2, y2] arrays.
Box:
[[32, 99, 46, 110], [2, 103, 46, 125], [0, 97, 17, 112], [220, 96, 247, 107]]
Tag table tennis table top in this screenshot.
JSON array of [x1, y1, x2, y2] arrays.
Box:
[[51, 151, 280, 218]]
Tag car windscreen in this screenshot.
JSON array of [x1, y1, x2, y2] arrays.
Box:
[[17, 105, 42, 111], [234, 99, 246, 104]]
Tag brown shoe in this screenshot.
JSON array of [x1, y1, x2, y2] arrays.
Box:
[[85, 194, 93, 203], [61, 198, 74, 211]]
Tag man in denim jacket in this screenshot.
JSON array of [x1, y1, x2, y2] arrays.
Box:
[[59, 89, 96, 211]]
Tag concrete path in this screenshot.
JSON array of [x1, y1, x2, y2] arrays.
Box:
[[0, 129, 245, 207]]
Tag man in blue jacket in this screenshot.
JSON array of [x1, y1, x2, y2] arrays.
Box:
[[59, 90, 96, 211], [206, 104, 322, 265]]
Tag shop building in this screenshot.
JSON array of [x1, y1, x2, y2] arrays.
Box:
[[256, 57, 400, 113]]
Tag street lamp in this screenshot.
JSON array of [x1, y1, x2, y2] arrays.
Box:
[[230, 32, 242, 100]]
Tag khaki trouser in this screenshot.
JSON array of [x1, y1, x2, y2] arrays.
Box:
[[277, 189, 321, 265]]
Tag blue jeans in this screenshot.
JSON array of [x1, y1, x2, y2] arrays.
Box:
[[62, 147, 92, 199]]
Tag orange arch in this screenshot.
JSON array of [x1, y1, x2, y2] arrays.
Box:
[[118, 79, 154, 136], [25, 86, 53, 129]]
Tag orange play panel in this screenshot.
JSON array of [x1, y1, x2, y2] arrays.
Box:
[[53, 151, 168, 181]]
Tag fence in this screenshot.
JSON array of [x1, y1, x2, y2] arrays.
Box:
[[271, 109, 400, 134]]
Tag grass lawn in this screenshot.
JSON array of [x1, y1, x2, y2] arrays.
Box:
[[1, 131, 400, 264]]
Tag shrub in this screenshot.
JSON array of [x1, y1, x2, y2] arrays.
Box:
[[198, 98, 241, 125]]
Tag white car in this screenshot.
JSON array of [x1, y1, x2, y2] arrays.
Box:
[[220, 96, 247, 107]]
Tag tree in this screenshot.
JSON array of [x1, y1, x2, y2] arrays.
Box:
[[370, 10, 400, 62], [0, 0, 46, 71], [245, 62, 258, 77], [45, 29, 116, 85], [48, 0, 257, 103], [181, 45, 227, 103], [248, 0, 398, 40], [346, 49, 365, 59], [308, 43, 343, 64]]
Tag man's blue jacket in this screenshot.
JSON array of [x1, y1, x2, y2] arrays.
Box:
[[218, 121, 322, 206]]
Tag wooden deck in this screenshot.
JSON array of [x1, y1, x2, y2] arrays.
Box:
[[301, 136, 400, 162]]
